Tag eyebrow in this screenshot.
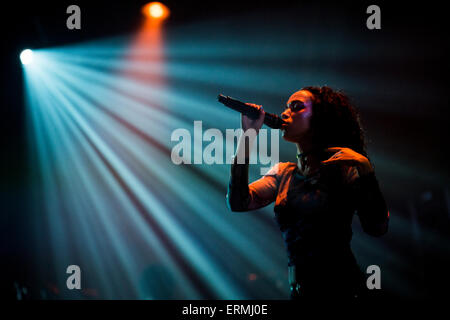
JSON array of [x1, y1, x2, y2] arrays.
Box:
[[287, 100, 305, 107]]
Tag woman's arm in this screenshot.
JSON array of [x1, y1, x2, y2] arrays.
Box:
[[226, 156, 279, 212], [349, 168, 390, 237], [323, 147, 389, 236], [226, 104, 279, 212]]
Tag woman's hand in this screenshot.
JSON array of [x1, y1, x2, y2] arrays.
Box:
[[241, 103, 265, 134], [322, 147, 374, 176], [235, 104, 265, 162]]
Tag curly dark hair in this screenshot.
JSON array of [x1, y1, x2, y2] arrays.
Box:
[[301, 86, 368, 158]]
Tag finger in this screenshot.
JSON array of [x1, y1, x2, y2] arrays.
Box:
[[325, 147, 343, 152], [324, 156, 339, 163], [258, 106, 264, 116], [259, 110, 265, 121], [323, 158, 354, 165], [249, 104, 262, 112], [326, 152, 343, 160], [322, 159, 344, 166]]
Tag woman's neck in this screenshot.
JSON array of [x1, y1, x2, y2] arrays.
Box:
[[295, 141, 321, 176]]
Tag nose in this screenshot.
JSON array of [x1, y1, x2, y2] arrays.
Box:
[[281, 109, 290, 120]]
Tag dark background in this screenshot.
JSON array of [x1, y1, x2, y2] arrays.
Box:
[[1, 0, 449, 300]]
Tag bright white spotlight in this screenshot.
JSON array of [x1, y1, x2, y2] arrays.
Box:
[[20, 49, 34, 65]]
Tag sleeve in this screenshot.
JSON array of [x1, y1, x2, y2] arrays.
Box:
[[226, 157, 282, 212], [348, 169, 390, 236]]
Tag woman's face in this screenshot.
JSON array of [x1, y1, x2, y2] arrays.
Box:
[[281, 90, 314, 142]]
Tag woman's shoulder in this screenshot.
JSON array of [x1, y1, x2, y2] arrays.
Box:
[[264, 161, 298, 177]]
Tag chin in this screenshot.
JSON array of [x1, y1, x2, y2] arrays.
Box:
[[282, 131, 304, 143], [282, 133, 295, 142]]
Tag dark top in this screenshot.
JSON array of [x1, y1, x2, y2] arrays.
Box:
[[226, 156, 389, 293]]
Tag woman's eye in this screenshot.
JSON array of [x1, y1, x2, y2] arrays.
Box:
[[290, 103, 305, 112]]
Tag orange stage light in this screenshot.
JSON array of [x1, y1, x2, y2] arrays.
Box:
[[142, 2, 170, 20]]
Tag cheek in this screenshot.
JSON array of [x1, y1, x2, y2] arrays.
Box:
[[289, 115, 311, 135], [304, 108, 313, 121], [305, 114, 312, 129], [303, 110, 313, 129], [296, 113, 311, 128]]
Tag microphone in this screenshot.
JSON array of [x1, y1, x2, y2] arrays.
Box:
[[217, 94, 286, 129]]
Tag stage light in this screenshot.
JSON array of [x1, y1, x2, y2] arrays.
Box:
[[20, 49, 34, 65], [149, 3, 163, 18], [142, 2, 170, 20]]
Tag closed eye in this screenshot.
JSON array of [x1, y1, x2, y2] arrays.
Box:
[[287, 101, 305, 112]]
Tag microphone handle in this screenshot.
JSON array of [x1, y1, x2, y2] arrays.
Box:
[[217, 94, 286, 129]]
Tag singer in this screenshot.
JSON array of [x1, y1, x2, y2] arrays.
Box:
[[226, 86, 389, 299]]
